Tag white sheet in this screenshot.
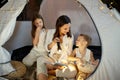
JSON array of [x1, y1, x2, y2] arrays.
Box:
[[0, 0, 27, 76]]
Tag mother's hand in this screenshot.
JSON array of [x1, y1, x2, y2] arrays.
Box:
[[53, 37, 60, 43]]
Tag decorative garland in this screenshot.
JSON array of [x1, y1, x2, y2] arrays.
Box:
[[101, 0, 120, 13]]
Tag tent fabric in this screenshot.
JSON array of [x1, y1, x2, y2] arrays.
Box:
[[77, 0, 120, 80], [0, 0, 27, 63], [0, 0, 27, 76]]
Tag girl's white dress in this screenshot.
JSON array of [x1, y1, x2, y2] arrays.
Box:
[[22, 29, 47, 66]]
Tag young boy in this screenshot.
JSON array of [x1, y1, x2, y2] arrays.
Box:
[[68, 34, 99, 80]]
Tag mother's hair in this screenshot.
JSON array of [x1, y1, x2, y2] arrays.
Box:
[[53, 15, 72, 39]]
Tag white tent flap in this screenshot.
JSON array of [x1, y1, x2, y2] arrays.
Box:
[[0, 0, 27, 63], [0, 0, 27, 76]]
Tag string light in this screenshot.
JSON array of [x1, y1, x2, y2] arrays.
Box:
[[75, 0, 120, 22], [98, 0, 120, 22]]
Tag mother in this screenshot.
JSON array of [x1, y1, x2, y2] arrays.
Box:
[[37, 15, 77, 80]]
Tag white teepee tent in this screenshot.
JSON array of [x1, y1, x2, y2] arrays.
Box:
[[39, 0, 120, 80]]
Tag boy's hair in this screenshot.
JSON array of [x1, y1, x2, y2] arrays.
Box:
[[79, 34, 92, 46]]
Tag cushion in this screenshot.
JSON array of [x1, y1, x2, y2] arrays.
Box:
[[11, 45, 33, 61]]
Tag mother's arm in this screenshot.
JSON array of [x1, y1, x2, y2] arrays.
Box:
[[47, 37, 59, 50]]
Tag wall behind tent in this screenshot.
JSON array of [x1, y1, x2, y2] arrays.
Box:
[[17, 0, 43, 21], [40, 0, 101, 45], [3, 0, 101, 53]]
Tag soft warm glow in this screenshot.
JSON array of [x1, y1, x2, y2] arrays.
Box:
[[99, 6, 104, 10]]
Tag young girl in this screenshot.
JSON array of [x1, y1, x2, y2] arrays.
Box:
[[22, 13, 48, 67], [68, 34, 99, 80]]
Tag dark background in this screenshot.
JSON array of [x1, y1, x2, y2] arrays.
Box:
[[101, 0, 120, 12], [0, 0, 8, 8], [17, 0, 43, 21]]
